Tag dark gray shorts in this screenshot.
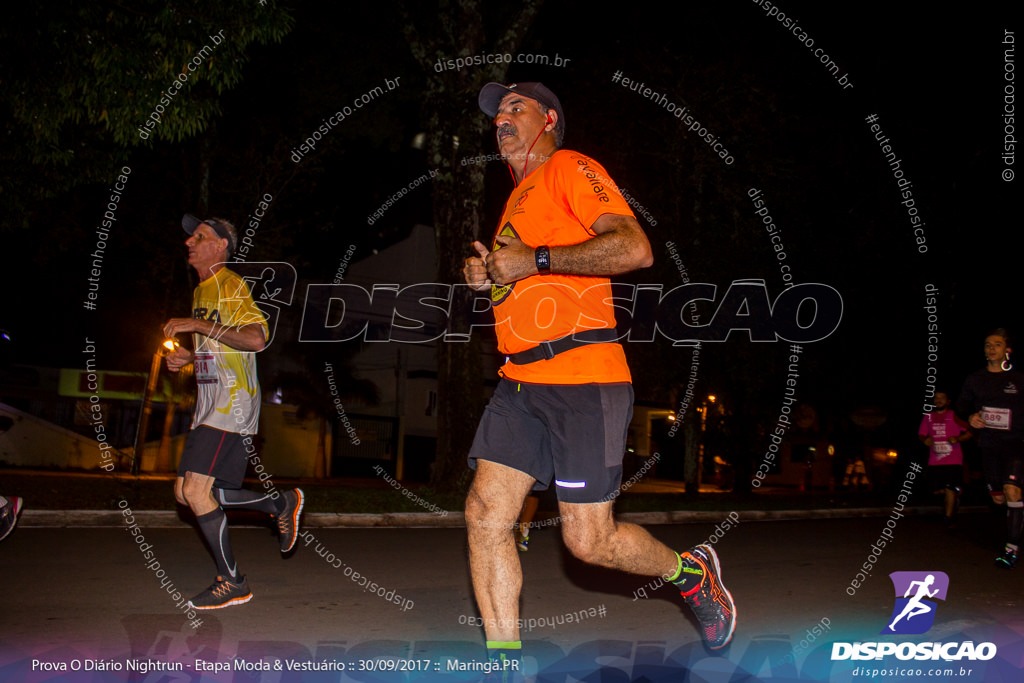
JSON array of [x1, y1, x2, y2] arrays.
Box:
[[178, 425, 248, 489], [468, 379, 633, 504]]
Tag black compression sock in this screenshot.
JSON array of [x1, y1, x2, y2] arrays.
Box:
[[216, 488, 284, 515], [196, 508, 239, 580], [1007, 501, 1024, 546]]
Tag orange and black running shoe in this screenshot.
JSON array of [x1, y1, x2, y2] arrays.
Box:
[[680, 544, 736, 649], [188, 575, 253, 610], [277, 488, 304, 553]]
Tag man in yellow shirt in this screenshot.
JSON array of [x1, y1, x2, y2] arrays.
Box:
[[163, 214, 303, 609]]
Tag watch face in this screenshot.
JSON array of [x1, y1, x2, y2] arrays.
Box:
[[536, 245, 551, 275]]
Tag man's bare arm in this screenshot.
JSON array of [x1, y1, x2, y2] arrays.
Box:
[[552, 213, 653, 275], [162, 319, 266, 352], [483, 213, 653, 285]]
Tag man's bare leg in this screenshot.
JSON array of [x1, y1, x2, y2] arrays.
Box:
[[559, 500, 677, 576], [465, 460, 536, 642], [176, 472, 218, 515], [1005, 483, 1022, 504], [943, 488, 957, 520], [559, 497, 736, 649]]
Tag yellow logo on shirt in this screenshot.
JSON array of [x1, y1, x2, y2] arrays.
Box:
[[490, 222, 519, 305]]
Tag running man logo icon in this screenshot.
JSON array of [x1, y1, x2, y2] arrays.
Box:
[[882, 571, 949, 635], [220, 261, 297, 351]]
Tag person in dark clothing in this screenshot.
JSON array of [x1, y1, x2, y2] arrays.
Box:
[[956, 328, 1024, 568]]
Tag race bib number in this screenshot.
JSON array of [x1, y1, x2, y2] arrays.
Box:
[[982, 406, 1011, 430], [194, 352, 218, 385], [934, 441, 953, 457]]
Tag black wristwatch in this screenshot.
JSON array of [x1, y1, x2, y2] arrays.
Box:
[[535, 245, 551, 275]]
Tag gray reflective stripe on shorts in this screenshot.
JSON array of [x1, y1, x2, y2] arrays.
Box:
[[555, 480, 587, 488]]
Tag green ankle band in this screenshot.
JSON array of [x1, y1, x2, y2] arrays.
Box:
[[666, 552, 683, 583]]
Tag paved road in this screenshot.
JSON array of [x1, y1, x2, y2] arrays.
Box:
[[1, 512, 1021, 682]]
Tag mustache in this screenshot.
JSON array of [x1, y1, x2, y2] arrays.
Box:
[[497, 125, 517, 140]]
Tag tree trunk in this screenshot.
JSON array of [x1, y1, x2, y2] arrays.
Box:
[[429, 139, 488, 490], [398, 0, 546, 490]]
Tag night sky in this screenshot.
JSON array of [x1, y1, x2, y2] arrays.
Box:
[[0, 1, 1017, 455]]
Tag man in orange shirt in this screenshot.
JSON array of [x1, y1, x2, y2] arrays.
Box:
[[463, 82, 736, 668]]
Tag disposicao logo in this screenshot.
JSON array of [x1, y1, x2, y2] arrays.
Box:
[[882, 571, 948, 635], [831, 571, 997, 662]]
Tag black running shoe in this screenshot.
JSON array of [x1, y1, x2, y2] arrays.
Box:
[[0, 496, 23, 542], [680, 544, 736, 649], [277, 488, 304, 553], [188, 575, 252, 610], [996, 546, 1018, 569]]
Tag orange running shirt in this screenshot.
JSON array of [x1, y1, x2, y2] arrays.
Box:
[[490, 149, 636, 385]]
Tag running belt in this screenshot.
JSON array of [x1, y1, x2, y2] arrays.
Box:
[[506, 328, 619, 365]]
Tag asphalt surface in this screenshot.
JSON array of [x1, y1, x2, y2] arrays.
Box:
[[2, 509, 1023, 682]]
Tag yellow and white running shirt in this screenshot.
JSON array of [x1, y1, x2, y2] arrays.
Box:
[[189, 267, 268, 435]]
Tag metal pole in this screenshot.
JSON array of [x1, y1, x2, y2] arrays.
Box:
[[131, 343, 171, 475]]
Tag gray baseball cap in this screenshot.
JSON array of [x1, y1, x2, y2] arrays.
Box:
[[182, 214, 237, 254], [478, 82, 565, 138]]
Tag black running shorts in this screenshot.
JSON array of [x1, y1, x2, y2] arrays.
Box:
[[178, 425, 248, 489], [467, 379, 633, 504], [981, 440, 1024, 491]]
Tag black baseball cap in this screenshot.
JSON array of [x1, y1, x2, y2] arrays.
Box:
[[182, 214, 237, 254], [478, 82, 565, 136]]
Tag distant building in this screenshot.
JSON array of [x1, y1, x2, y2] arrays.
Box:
[[335, 225, 503, 479]]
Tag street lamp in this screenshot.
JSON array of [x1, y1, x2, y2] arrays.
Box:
[[130, 338, 178, 475]]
